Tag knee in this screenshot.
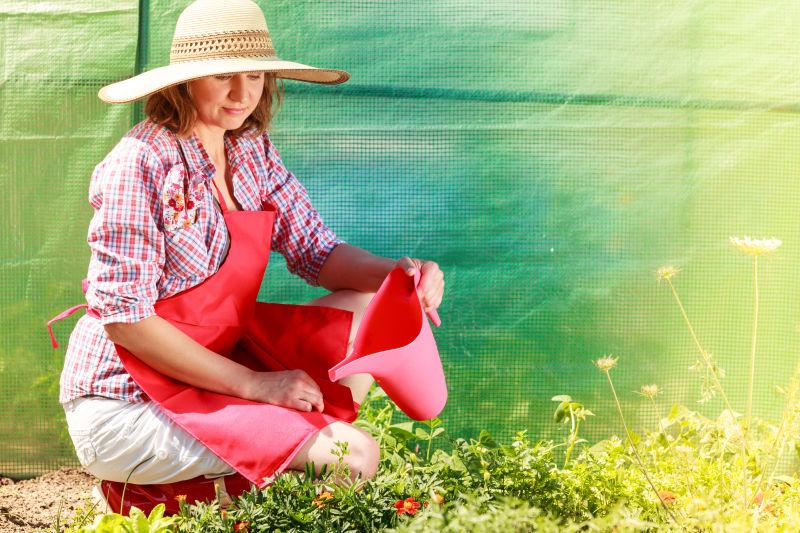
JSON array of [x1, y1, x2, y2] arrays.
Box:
[[345, 290, 375, 334], [344, 429, 380, 480], [344, 290, 375, 317]]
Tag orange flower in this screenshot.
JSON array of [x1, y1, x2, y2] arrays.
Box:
[[658, 490, 677, 504], [431, 492, 445, 505], [395, 497, 421, 516], [233, 522, 250, 532], [174, 494, 187, 504], [753, 491, 774, 512], [313, 491, 334, 508]]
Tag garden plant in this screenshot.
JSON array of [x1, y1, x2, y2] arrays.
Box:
[[60, 237, 800, 532]]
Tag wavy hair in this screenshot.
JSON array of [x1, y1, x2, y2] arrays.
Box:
[[144, 74, 283, 137]]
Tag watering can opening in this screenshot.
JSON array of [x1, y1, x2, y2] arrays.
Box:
[[352, 268, 422, 356], [328, 267, 448, 420]]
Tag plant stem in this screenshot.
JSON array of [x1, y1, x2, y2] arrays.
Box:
[[426, 422, 434, 463], [751, 351, 800, 509], [649, 397, 698, 502], [743, 256, 760, 509], [603, 370, 682, 528], [746, 256, 759, 426], [564, 418, 581, 469], [667, 279, 733, 413], [649, 397, 666, 436]]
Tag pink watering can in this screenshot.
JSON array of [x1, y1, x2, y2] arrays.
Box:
[[329, 267, 447, 420]]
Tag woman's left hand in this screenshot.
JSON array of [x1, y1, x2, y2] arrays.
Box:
[[395, 257, 444, 314]]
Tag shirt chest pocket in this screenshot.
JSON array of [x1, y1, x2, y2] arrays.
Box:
[[161, 164, 203, 232], [161, 164, 212, 279]]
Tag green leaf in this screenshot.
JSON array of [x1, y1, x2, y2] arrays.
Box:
[[392, 421, 415, 432], [130, 506, 149, 533], [387, 426, 415, 442], [147, 504, 165, 523], [450, 454, 468, 472], [477, 430, 498, 448], [553, 403, 567, 423]]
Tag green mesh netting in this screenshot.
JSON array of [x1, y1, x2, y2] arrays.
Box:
[[4, 0, 800, 477]]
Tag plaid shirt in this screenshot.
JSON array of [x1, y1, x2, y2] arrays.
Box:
[[60, 120, 342, 403]]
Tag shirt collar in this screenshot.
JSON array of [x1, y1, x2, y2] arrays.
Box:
[[224, 131, 251, 169], [175, 130, 250, 184]]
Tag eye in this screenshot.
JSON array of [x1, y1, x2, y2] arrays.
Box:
[[214, 75, 233, 81], [247, 73, 264, 80]]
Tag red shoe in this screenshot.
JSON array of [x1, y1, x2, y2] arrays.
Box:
[[96, 473, 254, 515]]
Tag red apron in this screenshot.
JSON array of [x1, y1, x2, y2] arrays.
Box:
[[50, 175, 357, 487]]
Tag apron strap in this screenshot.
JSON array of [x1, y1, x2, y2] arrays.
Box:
[[47, 278, 96, 349], [209, 178, 231, 214], [47, 303, 89, 349]]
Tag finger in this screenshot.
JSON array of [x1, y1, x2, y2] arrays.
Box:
[[420, 261, 440, 276], [432, 287, 443, 309], [396, 256, 417, 276], [293, 399, 313, 412], [420, 277, 444, 309], [300, 376, 323, 400], [304, 390, 325, 412], [417, 262, 442, 293]]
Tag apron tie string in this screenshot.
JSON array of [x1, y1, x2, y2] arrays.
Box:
[[47, 304, 89, 349]]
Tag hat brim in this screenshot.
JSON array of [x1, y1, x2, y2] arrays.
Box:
[[98, 57, 349, 103]]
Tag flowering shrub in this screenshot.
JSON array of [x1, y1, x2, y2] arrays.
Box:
[[65, 237, 800, 531], [61, 384, 800, 532]]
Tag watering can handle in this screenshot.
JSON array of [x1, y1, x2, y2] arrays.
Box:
[[412, 269, 441, 328]]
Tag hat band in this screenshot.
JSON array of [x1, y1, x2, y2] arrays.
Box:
[[170, 30, 277, 63]]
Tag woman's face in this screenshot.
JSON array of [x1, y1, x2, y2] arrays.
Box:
[[188, 72, 265, 133]]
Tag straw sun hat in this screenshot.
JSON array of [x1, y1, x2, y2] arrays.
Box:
[[98, 0, 349, 104]]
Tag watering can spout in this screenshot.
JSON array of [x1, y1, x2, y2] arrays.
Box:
[[328, 268, 447, 420]]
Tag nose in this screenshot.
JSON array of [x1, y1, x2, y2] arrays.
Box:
[[229, 74, 247, 103]]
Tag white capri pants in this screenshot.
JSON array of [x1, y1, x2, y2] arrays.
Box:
[[63, 396, 236, 484]]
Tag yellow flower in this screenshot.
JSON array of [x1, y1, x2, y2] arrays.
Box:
[[639, 384, 660, 399], [729, 236, 782, 256], [313, 491, 334, 508], [174, 494, 187, 503], [594, 356, 618, 372], [656, 266, 680, 282]]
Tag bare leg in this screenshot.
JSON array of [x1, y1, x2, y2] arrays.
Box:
[[304, 289, 375, 404], [287, 421, 380, 481], [287, 290, 380, 482]]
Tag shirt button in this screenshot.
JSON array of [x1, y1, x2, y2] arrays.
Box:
[[156, 449, 169, 460]]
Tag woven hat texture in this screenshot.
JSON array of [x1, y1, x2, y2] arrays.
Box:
[[99, 0, 349, 103]]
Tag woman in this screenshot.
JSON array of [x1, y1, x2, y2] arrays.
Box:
[[51, 0, 444, 513]]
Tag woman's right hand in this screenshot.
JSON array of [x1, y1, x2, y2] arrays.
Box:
[[242, 369, 324, 413], [105, 316, 325, 412]]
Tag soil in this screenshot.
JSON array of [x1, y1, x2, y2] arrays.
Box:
[[0, 468, 95, 533]]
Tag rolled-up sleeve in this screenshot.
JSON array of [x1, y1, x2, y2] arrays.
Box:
[[85, 138, 164, 325], [261, 134, 343, 285]]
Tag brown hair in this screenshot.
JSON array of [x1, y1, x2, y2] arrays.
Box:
[[144, 74, 284, 137]]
